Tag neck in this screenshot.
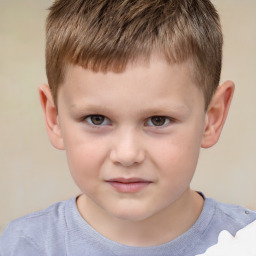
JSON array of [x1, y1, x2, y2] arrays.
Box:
[[77, 189, 204, 247]]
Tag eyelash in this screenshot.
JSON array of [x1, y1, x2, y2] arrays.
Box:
[[84, 115, 111, 126], [145, 116, 172, 127], [84, 115, 174, 128]]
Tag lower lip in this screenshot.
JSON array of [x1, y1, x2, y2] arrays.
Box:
[[107, 181, 151, 193]]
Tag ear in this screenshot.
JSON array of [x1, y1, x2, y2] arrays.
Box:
[[39, 84, 64, 150], [201, 80, 235, 148]]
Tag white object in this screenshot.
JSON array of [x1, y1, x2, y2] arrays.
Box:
[[196, 220, 256, 256]]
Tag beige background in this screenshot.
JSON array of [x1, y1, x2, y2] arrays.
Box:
[[0, 0, 255, 234]]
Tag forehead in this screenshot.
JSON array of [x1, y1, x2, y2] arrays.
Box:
[[63, 55, 196, 87], [58, 56, 204, 113]]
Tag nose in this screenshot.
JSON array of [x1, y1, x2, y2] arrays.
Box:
[[109, 128, 145, 167]]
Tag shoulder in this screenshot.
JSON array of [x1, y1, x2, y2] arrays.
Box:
[[206, 197, 256, 234], [6, 198, 68, 236], [187, 196, 256, 255], [213, 198, 256, 223], [0, 198, 74, 255]]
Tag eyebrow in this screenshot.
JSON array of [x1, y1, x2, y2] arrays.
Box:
[[69, 103, 116, 117], [70, 103, 113, 111], [70, 102, 190, 117], [138, 105, 190, 118]]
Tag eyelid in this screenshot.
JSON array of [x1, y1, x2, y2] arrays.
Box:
[[82, 115, 175, 128], [145, 116, 174, 127], [84, 115, 111, 126]]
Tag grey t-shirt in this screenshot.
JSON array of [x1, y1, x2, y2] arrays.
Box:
[[1, 195, 256, 256]]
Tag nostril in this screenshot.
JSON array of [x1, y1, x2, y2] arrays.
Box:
[[109, 130, 145, 166], [109, 147, 145, 167]]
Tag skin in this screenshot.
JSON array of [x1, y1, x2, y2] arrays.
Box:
[[40, 56, 234, 246]]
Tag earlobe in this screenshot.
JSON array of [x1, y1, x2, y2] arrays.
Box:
[[39, 84, 65, 150], [201, 80, 235, 148]]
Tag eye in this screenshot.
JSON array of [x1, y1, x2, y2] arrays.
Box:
[[146, 116, 171, 127], [85, 115, 110, 126]]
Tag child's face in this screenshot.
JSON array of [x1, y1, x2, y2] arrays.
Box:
[[56, 56, 206, 221]]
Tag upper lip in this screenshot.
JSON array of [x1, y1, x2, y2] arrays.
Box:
[[106, 178, 151, 183]]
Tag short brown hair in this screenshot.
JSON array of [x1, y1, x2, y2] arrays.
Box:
[[46, 0, 223, 108]]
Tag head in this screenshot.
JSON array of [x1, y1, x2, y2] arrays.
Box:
[[46, 0, 223, 109], [40, 0, 234, 238]]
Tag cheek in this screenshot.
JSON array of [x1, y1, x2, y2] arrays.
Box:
[[154, 144, 200, 201], [150, 131, 201, 179], [64, 136, 107, 188]]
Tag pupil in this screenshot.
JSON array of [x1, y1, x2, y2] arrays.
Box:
[[91, 115, 104, 125], [152, 116, 165, 126]]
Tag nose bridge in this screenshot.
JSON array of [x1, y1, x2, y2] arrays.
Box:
[[110, 126, 144, 167]]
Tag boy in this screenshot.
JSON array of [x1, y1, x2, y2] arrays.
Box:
[[1, 0, 255, 255]]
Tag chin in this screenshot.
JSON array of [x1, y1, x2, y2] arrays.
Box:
[[108, 206, 153, 222]]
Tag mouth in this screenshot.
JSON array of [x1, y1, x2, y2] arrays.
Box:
[[105, 178, 152, 193]]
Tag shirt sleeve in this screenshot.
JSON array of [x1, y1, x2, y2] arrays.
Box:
[[0, 223, 43, 256]]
